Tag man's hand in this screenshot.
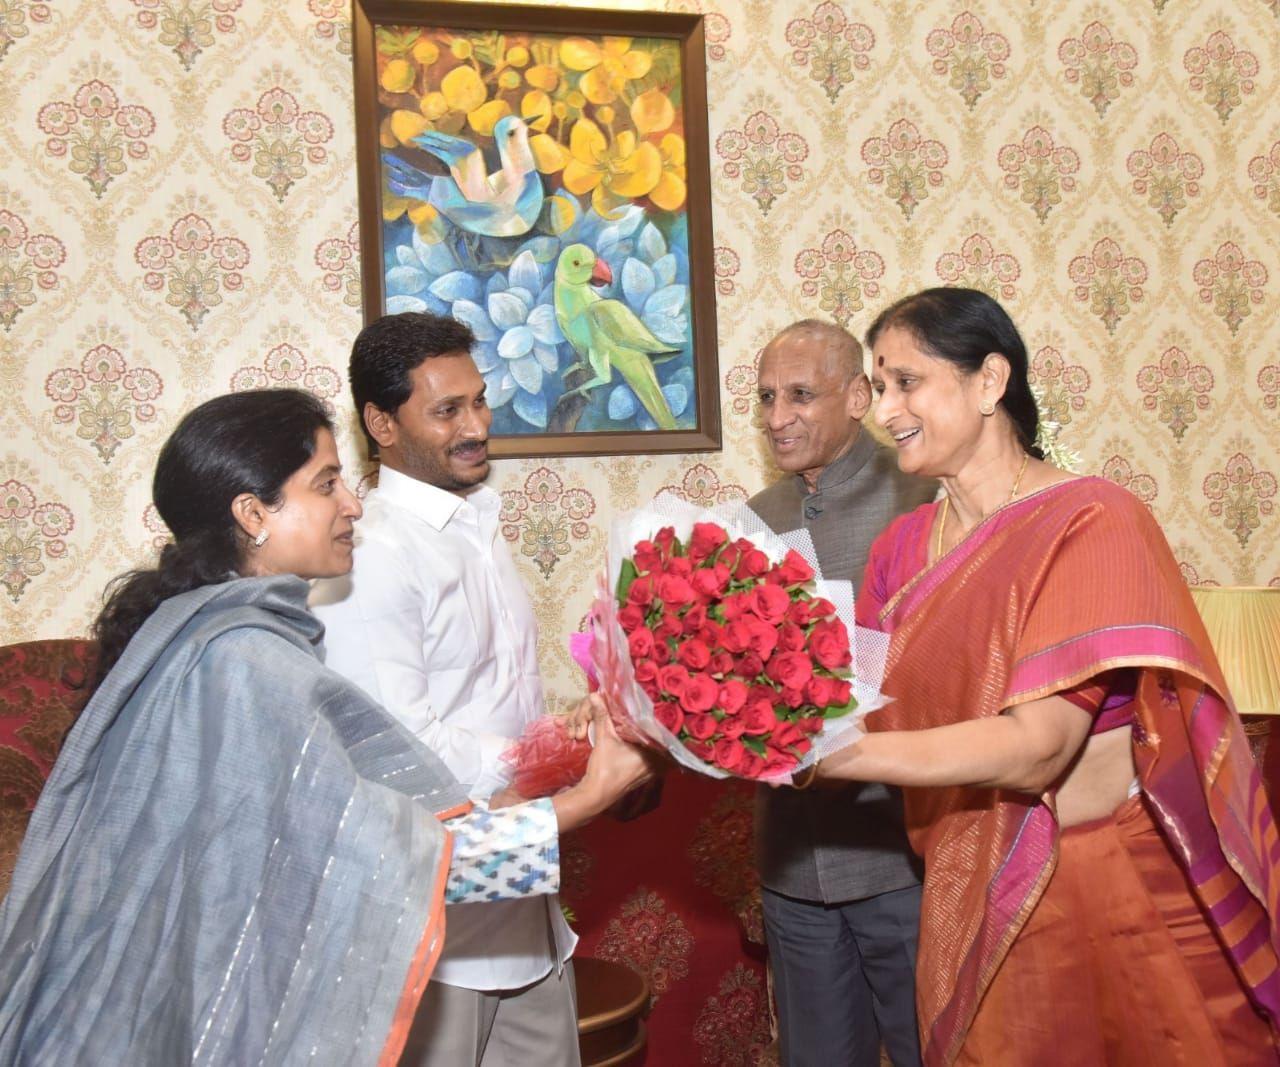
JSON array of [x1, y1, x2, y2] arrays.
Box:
[[487, 786, 528, 810], [562, 692, 601, 742]]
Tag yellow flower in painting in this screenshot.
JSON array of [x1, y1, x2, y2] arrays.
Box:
[[560, 37, 653, 105], [563, 117, 662, 215], [449, 38, 472, 60], [384, 109, 430, 146], [380, 59, 415, 94], [596, 105, 615, 127], [521, 91, 553, 132], [498, 69, 522, 91], [411, 38, 440, 65], [419, 91, 449, 120], [468, 99, 511, 136], [441, 65, 486, 113], [651, 133, 687, 211], [631, 89, 674, 135], [526, 64, 560, 91], [506, 45, 530, 67]]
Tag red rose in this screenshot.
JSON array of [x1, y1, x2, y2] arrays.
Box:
[[666, 556, 693, 579], [655, 612, 683, 641], [805, 675, 837, 708], [735, 651, 765, 678], [628, 627, 656, 660], [777, 622, 806, 653], [808, 620, 852, 670], [780, 686, 807, 708], [698, 621, 724, 647], [627, 574, 655, 606], [632, 540, 661, 572], [739, 752, 766, 778], [712, 737, 748, 772], [749, 683, 778, 705], [718, 545, 741, 574], [766, 650, 814, 690], [640, 680, 661, 702], [763, 752, 799, 776], [771, 721, 805, 749], [689, 522, 729, 563], [677, 639, 711, 671], [657, 664, 690, 696], [808, 597, 836, 619], [720, 620, 752, 654], [681, 672, 720, 713], [681, 603, 708, 633], [748, 583, 791, 623], [658, 573, 696, 607], [684, 712, 718, 740], [685, 738, 715, 761], [742, 698, 778, 735], [652, 641, 672, 665], [655, 701, 684, 734], [797, 716, 824, 734], [721, 592, 751, 622], [786, 599, 812, 627], [777, 549, 815, 585], [718, 715, 746, 740], [654, 526, 677, 557], [718, 679, 749, 714], [692, 564, 731, 599], [634, 659, 658, 684], [831, 679, 852, 706], [709, 651, 735, 676], [743, 617, 779, 660], [734, 547, 771, 581], [618, 603, 645, 632]]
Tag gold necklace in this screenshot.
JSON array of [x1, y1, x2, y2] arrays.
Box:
[[935, 452, 1030, 561]]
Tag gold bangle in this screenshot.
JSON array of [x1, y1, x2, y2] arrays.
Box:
[[791, 762, 820, 790]]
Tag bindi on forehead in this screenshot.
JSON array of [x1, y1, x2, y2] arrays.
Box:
[[877, 355, 885, 366]]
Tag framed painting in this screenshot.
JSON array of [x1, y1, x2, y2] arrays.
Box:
[[352, 1, 721, 457]]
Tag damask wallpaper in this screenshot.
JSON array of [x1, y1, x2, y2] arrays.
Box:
[[2, 0, 1279, 710]]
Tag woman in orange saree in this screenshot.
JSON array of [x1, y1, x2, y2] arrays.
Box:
[[804, 288, 1279, 1066]]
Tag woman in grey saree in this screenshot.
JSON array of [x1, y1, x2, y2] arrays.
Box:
[[0, 390, 648, 1065]]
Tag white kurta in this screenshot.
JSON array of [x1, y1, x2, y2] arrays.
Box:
[[311, 465, 576, 991]]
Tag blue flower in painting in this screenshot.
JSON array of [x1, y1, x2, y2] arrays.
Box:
[[449, 250, 565, 429]]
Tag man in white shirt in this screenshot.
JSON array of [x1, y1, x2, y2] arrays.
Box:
[[310, 312, 580, 1066]]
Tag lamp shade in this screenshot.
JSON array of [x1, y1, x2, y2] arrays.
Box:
[[1190, 587, 1280, 717]]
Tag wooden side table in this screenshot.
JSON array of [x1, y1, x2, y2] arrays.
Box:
[[576, 956, 649, 1066]]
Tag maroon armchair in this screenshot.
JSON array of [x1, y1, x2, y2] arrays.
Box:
[[0, 639, 94, 898]]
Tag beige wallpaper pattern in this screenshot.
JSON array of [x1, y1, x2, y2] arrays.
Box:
[[2, 0, 1278, 707]]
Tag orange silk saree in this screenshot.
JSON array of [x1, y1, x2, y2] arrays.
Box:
[[859, 477, 1280, 1065]]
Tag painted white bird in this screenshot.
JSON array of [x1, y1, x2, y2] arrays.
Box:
[[383, 115, 545, 238]]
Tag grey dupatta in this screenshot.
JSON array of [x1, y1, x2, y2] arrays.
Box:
[[0, 575, 469, 1065]]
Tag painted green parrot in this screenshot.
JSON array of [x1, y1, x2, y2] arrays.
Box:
[[553, 243, 682, 430]]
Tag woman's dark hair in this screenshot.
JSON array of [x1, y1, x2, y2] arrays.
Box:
[[87, 389, 333, 694], [348, 312, 476, 458], [865, 287, 1045, 459]]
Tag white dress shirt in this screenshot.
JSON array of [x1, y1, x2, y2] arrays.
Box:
[[310, 465, 576, 990]]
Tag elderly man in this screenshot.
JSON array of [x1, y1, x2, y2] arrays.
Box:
[[750, 319, 937, 1067]]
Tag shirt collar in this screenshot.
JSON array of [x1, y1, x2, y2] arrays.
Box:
[[374, 465, 496, 531], [796, 427, 877, 494]]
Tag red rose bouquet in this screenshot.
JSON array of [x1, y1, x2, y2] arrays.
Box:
[[502, 495, 887, 792]]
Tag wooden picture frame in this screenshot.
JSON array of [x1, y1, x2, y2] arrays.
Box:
[[352, 1, 721, 457]]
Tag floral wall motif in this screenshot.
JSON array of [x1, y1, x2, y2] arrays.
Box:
[[2, 0, 1279, 651]]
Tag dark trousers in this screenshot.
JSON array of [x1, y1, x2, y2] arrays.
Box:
[[763, 883, 923, 1067]]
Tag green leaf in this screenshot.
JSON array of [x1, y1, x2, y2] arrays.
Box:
[[615, 558, 639, 604], [823, 693, 859, 720], [376, 26, 421, 56], [742, 735, 766, 756]]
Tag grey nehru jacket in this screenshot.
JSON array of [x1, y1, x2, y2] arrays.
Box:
[[750, 429, 938, 903]]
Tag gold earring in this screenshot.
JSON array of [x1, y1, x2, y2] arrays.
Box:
[[979, 401, 995, 416]]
